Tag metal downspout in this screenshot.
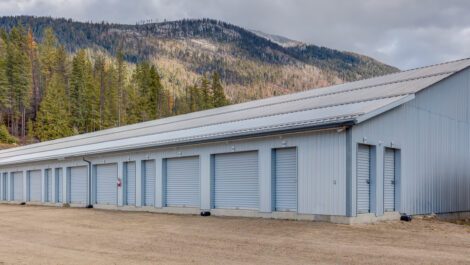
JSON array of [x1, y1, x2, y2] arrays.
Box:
[[82, 157, 93, 208]]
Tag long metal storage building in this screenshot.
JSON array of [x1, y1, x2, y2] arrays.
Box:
[[1, 58, 470, 223]]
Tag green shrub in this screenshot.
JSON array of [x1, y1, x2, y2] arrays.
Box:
[[0, 124, 18, 144]]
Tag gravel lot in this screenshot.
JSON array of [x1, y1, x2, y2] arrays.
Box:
[[0, 204, 468, 265]]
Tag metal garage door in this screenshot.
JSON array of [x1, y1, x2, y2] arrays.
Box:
[[214, 151, 259, 210], [12, 172, 23, 201], [96, 164, 117, 205], [384, 148, 396, 212], [56, 168, 63, 203], [28, 170, 42, 202], [274, 148, 297, 212], [143, 160, 155, 206], [125, 162, 136, 206], [1, 173, 6, 200], [165, 156, 200, 207], [45, 169, 52, 202], [357, 144, 371, 214], [69, 166, 87, 204]]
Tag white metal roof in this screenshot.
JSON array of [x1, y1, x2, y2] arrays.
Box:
[[1, 58, 469, 166]]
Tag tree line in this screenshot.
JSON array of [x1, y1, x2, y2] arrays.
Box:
[[0, 26, 229, 144]]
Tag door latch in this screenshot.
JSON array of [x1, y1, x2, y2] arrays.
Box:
[[366, 179, 370, 184], [391, 180, 395, 185]]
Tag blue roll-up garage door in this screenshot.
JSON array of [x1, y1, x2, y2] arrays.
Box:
[[357, 144, 371, 214], [28, 170, 42, 202], [384, 148, 396, 212], [45, 169, 52, 202], [143, 160, 155, 206], [125, 162, 136, 206], [165, 156, 200, 207], [96, 164, 117, 205], [56, 168, 63, 203], [12, 172, 23, 202], [69, 166, 87, 204], [274, 148, 297, 212], [1, 173, 7, 200], [214, 151, 259, 210]]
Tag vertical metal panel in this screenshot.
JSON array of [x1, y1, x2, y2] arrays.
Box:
[[214, 151, 259, 210], [28, 170, 42, 202], [356, 144, 370, 214], [143, 160, 155, 206], [70, 166, 87, 204], [165, 156, 200, 207], [297, 131, 347, 215], [12, 172, 23, 202], [96, 164, 117, 205], [56, 168, 63, 203], [274, 148, 297, 212], [125, 162, 136, 206], [383, 148, 396, 211]]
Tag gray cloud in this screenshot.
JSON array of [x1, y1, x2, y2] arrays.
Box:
[[0, 0, 469, 69]]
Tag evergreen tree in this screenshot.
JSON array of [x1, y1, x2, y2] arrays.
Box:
[[70, 50, 98, 133], [211, 72, 228, 107], [0, 32, 9, 122], [5, 26, 32, 137], [116, 49, 126, 126], [200, 75, 212, 110], [35, 73, 74, 141]]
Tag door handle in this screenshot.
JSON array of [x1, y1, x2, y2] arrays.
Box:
[[366, 180, 370, 184]]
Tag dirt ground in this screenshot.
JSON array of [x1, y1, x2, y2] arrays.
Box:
[[0, 204, 468, 265]]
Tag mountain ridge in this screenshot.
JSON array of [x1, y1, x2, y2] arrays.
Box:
[[0, 16, 399, 102]]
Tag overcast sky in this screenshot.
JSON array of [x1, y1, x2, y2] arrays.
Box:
[[0, 0, 469, 69]]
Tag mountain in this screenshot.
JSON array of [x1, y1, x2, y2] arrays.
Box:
[[0, 16, 398, 102]]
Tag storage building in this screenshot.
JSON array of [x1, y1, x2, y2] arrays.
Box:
[[1, 58, 470, 223]]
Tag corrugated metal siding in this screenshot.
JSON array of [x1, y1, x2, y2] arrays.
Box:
[[298, 131, 346, 215], [96, 164, 117, 205], [143, 160, 156, 206], [12, 172, 23, 201], [28, 170, 42, 202], [69, 166, 87, 204], [125, 162, 136, 206], [274, 148, 297, 212], [352, 67, 470, 215], [356, 145, 371, 214], [56, 168, 63, 203], [46, 169, 52, 202], [214, 151, 259, 210], [383, 148, 396, 211], [165, 156, 200, 207]]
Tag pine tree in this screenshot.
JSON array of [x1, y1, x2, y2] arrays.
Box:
[[0, 31, 9, 123], [116, 50, 126, 126], [200, 75, 212, 110], [39, 27, 59, 90], [211, 72, 229, 107], [35, 73, 74, 141], [5, 26, 32, 138], [70, 50, 98, 133]]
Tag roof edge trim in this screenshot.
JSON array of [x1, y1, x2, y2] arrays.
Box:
[[354, 94, 415, 124]]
